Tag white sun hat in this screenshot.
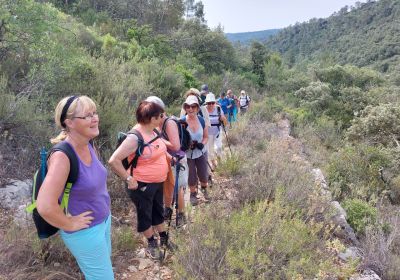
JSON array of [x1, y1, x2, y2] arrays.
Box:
[[205, 93, 216, 103], [184, 95, 199, 106]]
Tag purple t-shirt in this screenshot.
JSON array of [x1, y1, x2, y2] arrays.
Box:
[[63, 142, 110, 233]]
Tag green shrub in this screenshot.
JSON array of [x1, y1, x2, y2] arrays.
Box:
[[315, 65, 384, 90], [347, 103, 400, 147], [327, 144, 390, 202], [294, 81, 333, 116], [112, 225, 139, 252], [217, 153, 241, 177], [342, 199, 377, 234], [248, 97, 286, 123], [173, 198, 356, 279]]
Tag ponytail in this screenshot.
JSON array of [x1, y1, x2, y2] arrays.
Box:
[[50, 130, 68, 144]]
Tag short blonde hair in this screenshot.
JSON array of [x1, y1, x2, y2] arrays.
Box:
[[51, 95, 97, 144]]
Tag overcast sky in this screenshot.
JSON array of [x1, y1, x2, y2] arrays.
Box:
[[200, 0, 365, 33]]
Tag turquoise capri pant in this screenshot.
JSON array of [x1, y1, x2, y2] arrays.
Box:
[[60, 214, 114, 280]]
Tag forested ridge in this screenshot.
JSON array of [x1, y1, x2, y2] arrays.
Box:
[[1, 0, 400, 279], [267, 0, 400, 76], [225, 29, 280, 45]]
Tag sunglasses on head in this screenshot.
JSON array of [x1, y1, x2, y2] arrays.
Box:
[[184, 104, 198, 109]]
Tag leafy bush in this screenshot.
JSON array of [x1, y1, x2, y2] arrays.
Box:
[[327, 144, 390, 202], [173, 197, 356, 279], [315, 65, 384, 90], [342, 199, 377, 234], [347, 103, 400, 147], [217, 153, 241, 177], [112, 225, 139, 252], [247, 98, 286, 123], [295, 81, 333, 116]]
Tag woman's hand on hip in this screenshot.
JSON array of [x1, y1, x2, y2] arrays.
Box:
[[67, 211, 94, 231]]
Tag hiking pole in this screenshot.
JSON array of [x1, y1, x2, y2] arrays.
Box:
[[206, 160, 214, 173], [206, 160, 214, 188], [221, 123, 232, 155], [163, 155, 183, 261]]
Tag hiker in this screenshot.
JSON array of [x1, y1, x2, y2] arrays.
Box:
[[108, 100, 173, 260], [182, 95, 210, 206], [239, 90, 251, 114], [180, 88, 210, 128], [145, 96, 188, 228], [205, 93, 227, 170], [199, 84, 209, 105], [217, 91, 230, 116], [226, 89, 238, 126], [36, 95, 114, 280]]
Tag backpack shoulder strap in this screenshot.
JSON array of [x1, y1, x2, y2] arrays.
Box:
[[50, 142, 79, 184], [49, 141, 79, 212], [128, 129, 144, 144], [127, 129, 143, 174], [126, 128, 160, 174], [198, 116, 205, 129], [161, 117, 171, 141]]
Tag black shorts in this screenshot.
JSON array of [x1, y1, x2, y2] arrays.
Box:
[[126, 181, 164, 232]]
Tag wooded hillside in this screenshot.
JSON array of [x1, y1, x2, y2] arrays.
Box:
[[267, 0, 400, 76]]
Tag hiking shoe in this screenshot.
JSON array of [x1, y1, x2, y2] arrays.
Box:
[[160, 235, 178, 252], [146, 239, 163, 260], [201, 187, 211, 201], [176, 212, 187, 228], [190, 192, 198, 206], [163, 206, 173, 219]]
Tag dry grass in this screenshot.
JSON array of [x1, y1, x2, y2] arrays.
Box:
[[361, 205, 400, 279]]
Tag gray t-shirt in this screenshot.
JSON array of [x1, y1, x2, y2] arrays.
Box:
[[185, 118, 206, 159]]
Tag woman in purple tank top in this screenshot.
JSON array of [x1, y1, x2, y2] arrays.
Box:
[[36, 95, 113, 280]]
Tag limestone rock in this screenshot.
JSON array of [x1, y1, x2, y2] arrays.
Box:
[[350, 269, 381, 280], [338, 247, 362, 262], [137, 258, 153, 270], [13, 203, 33, 227], [136, 248, 146, 258], [0, 179, 31, 209], [128, 265, 138, 273]]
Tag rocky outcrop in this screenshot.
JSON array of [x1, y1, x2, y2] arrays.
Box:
[[350, 269, 382, 280], [272, 117, 381, 280], [0, 180, 32, 227], [0, 179, 31, 209]]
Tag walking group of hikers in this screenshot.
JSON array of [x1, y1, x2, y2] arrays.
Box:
[[29, 85, 250, 279]]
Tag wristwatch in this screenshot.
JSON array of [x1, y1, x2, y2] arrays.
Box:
[[126, 175, 133, 182]]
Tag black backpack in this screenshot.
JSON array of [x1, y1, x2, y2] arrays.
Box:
[[26, 142, 79, 239], [116, 128, 161, 175], [161, 117, 192, 152]]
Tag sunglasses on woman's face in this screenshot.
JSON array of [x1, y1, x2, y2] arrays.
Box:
[[184, 104, 198, 110], [207, 102, 216, 105]]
